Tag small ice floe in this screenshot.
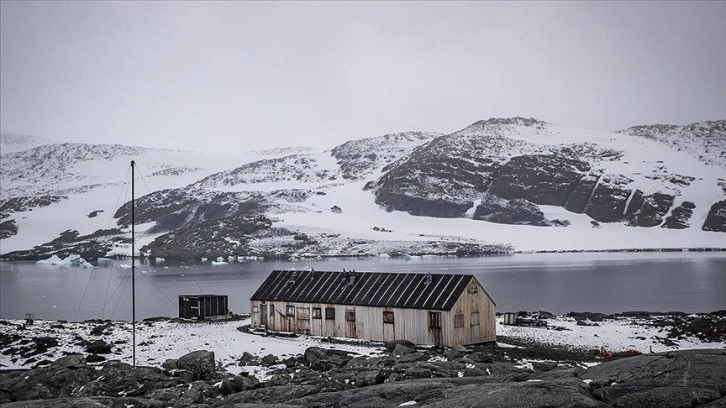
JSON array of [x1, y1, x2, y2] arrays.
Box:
[[216, 256, 224, 262], [302, 266, 313, 271], [237, 256, 247, 262], [201, 257, 208, 262], [212, 261, 228, 266], [36, 255, 62, 265], [399, 401, 417, 406], [377, 253, 390, 258], [227, 256, 235, 263], [155, 257, 165, 264], [119, 264, 132, 269]]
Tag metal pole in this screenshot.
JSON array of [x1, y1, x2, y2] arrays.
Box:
[[131, 160, 136, 369]]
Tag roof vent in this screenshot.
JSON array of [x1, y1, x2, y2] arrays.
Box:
[[425, 272, 433, 285], [348, 269, 357, 286]]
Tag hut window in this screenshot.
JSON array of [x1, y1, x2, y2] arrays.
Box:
[[345, 309, 356, 322], [296, 307, 310, 320], [468, 283, 479, 294], [428, 311, 441, 328], [270, 305, 275, 316], [470, 312, 480, 326], [312, 307, 322, 319], [325, 307, 335, 320], [253, 306, 259, 313], [454, 313, 464, 328], [286, 305, 295, 316], [383, 311, 394, 324]]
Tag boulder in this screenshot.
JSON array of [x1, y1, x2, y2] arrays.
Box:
[[383, 339, 416, 352], [84, 339, 112, 354], [391, 343, 416, 356], [303, 347, 354, 368], [176, 350, 216, 381], [260, 353, 280, 367], [162, 358, 178, 370], [52, 354, 86, 368]]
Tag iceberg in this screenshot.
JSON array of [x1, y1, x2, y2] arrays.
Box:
[[36, 255, 62, 265]]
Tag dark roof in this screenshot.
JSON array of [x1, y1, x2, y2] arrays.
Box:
[[250, 270, 479, 311]]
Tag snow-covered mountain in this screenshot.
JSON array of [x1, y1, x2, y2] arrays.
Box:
[[1, 119, 724, 261]]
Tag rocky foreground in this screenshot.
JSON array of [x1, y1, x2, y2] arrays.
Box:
[[1, 343, 725, 407]]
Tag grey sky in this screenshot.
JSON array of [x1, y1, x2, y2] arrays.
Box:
[[1, 1, 725, 153]]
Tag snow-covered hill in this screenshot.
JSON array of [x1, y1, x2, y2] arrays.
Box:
[[1, 119, 724, 261], [617, 120, 726, 167]]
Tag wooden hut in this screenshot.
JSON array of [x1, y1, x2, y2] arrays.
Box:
[[249, 270, 496, 346], [179, 294, 229, 320]]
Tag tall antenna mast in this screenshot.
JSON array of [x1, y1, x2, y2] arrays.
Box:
[[131, 160, 136, 369]]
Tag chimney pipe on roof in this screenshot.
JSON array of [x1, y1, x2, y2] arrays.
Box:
[[425, 272, 433, 286]]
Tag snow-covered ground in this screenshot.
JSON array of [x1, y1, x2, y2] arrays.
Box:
[[2, 315, 723, 374]]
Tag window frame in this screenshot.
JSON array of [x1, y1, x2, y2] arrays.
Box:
[[428, 311, 441, 329], [470, 311, 480, 326], [454, 313, 464, 328], [286, 305, 295, 317], [383, 311, 395, 324], [345, 308, 356, 322], [325, 307, 335, 320], [312, 307, 322, 319]]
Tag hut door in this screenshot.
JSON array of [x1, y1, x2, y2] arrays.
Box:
[[260, 304, 268, 327], [345, 308, 357, 338], [428, 311, 443, 346]]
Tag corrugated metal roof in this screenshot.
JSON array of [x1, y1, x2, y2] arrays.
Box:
[[250, 270, 479, 310]]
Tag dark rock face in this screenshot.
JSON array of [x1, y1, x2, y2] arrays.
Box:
[[374, 133, 517, 218], [703, 200, 726, 232], [629, 193, 675, 227], [0, 195, 66, 220], [0, 219, 18, 239], [584, 176, 634, 222], [473, 194, 550, 226], [141, 214, 272, 259], [1, 228, 121, 261], [488, 155, 590, 206], [565, 174, 601, 213], [662, 201, 696, 229]]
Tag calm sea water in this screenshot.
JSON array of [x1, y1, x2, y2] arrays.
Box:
[[1, 252, 724, 321]]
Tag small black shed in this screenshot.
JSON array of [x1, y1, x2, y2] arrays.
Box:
[[179, 294, 229, 320]]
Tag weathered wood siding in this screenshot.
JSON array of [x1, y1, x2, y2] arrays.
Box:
[[447, 277, 496, 345], [250, 276, 495, 346]]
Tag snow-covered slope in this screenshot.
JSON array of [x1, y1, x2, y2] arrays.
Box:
[[617, 120, 726, 167], [0, 133, 53, 154], [1, 120, 724, 260]]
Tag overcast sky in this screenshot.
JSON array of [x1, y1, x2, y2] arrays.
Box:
[[1, 1, 725, 153]]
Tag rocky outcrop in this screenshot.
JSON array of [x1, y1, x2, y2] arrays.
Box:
[[1, 229, 123, 261], [703, 200, 726, 232], [331, 132, 439, 180], [583, 176, 634, 222], [487, 155, 590, 206], [473, 194, 550, 226], [628, 192, 676, 227], [662, 201, 696, 229], [581, 350, 726, 407], [2, 342, 725, 408]]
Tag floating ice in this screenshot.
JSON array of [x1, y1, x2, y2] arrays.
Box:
[[212, 261, 228, 266]]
